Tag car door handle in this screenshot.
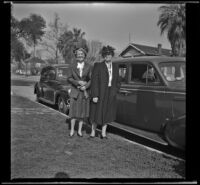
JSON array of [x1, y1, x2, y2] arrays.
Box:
[[173, 96, 185, 101], [119, 90, 131, 96]]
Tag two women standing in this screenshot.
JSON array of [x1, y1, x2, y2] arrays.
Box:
[[67, 45, 120, 138]]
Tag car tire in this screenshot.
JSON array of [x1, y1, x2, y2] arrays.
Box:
[[164, 124, 179, 149], [58, 96, 70, 116]]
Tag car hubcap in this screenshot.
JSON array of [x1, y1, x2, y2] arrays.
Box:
[[59, 98, 65, 112]]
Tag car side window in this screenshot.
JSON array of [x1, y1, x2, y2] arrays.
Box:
[[118, 64, 127, 83], [57, 67, 69, 79], [130, 63, 161, 86], [48, 69, 56, 80], [130, 63, 147, 84], [40, 68, 49, 81], [143, 65, 161, 85]]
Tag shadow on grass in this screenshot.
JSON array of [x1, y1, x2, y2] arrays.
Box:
[[172, 160, 185, 178], [54, 172, 70, 178], [162, 155, 185, 178]]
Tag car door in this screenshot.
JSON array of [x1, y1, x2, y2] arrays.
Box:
[[116, 63, 130, 123], [116, 61, 171, 133], [44, 68, 57, 103], [116, 62, 138, 126], [39, 68, 49, 99], [136, 63, 169, 132]]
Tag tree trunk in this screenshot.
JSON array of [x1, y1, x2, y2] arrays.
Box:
[[55, 48, 58, 64], [33, 43, 36, 57]]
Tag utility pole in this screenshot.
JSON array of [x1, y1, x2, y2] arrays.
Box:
[[129, 32, 131, 44]]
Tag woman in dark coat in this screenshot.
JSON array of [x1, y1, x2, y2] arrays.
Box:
[[67, 47, 92, 137], [89, 45, 121, 139]]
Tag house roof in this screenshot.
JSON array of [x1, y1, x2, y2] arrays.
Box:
[[119, 43, 171, 57]]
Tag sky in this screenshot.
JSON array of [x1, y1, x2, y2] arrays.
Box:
[[12, 3, 171, 53]]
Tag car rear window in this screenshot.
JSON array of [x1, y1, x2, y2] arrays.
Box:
[[159, 62, 185, 82], [57, 67, 69, 78]]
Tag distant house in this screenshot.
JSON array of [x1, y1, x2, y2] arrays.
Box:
[[24, 57, 47, 75], [119, 43, 172, 58]]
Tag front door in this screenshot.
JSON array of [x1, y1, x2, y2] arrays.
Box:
[[116, 62, 169, 133], [134, 63, 169, 132]]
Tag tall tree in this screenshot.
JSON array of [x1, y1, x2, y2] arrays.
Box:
[[58, 28, 88, 64], [19, 14, 46, 57], [157, 4, 186, 56], [11, 6, 29, 64], [39, 13, 68, 63]]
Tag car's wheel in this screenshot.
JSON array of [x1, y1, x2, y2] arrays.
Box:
[[164, 124, 179, 149], [58, 96, 70, 116]]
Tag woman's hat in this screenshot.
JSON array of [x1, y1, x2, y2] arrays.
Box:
[[73, 45, 88, 56], [100, 45, 115, 57]]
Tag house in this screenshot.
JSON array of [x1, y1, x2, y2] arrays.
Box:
[[24, 57, 47, 75], [119, 43, 172, 58]]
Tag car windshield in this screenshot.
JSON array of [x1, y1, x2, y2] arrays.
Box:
[[57, 67, 69, 78], [159, 62, 185, 82]]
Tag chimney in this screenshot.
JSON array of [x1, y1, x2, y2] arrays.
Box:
[[158, 43, 162, 55]]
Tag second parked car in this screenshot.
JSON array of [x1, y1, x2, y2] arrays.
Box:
[[34, 64, 71, 115]]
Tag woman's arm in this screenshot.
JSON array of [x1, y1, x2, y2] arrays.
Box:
[[84, 65, 92, 89], [67, 67, 80, 87], [90, 63, 100, 98]]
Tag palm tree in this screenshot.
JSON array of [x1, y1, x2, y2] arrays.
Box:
[[58, 28, 88, 64], [157, 4, 186, 56]]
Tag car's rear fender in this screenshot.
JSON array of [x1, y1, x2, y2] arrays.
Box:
[[160, 114, 185, 134]]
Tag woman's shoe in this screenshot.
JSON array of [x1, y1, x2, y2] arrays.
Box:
[[100, 134, 108, 139], [77, 133, 83, 137], [69, 132, 75, 137]]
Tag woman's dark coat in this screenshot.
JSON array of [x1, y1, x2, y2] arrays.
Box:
[[89, 61, 121, 125]]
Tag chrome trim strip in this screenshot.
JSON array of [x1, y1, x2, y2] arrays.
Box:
[[120, 88, 185, 95]]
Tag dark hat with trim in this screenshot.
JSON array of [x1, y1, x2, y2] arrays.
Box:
[[100, 45, 115, 57]]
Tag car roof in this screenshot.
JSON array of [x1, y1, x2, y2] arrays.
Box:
[[113, 56, 185, 64]]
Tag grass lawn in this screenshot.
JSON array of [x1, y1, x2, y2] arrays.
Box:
[[11, 95, 185, 179]]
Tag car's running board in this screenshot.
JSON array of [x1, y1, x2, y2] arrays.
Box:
[[108, 121, 168, 145], [38, 97, 55, 105]]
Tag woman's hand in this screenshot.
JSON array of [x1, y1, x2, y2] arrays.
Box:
[[78, 81, 87, 86], [80, 86, 86, 91], [93, 97, 98, 103]]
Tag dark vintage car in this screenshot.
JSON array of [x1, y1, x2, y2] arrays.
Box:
[[113, 56, 185, 150], [34, 64, 71, 115]]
